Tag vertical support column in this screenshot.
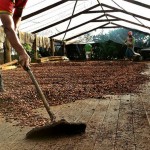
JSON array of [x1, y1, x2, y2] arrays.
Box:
[[0, 71, 4, 92], [33, 34, 38, 60], [50, 38, 55, 56], [62, 41, 66, 56], [4, 38, 12, 63]]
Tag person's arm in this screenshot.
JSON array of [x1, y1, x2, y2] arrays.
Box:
[[13, 8, 23, 31], [124, 39, 127, 45], [132, 37, 135, 46], [0, 14, 30, 68]]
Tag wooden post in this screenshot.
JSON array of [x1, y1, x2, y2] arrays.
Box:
[[33, 34, 38, 60], [50, 38, 55, 56], [0, 71, 4, 91], [62, 41, 66, 56], [4, 38, 12, 63]]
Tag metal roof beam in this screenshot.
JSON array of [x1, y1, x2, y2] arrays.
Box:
[[84, 10, 120, 13], [101, 26, 119, 29], [49, 15, 105, 38], [123, 0, 150, 9], [101, 3, 150, 22], [92, 19, 119, 22], [22, 0, 69, 20], [32, 4, 100, 33], [111, 22, 150, 35], [107, 14, 150, 30], [65, 22, 110, 41]]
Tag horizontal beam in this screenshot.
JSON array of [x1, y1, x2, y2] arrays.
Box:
[[107, 14, 150, 30], [32, 4, 100, 33], [92, 19, 119, 22], [22, 0, 68, 20], [49, 15, 105, 38], [101, 26, 119, 29], [84, 10, 120, 13], [101, 3, 150, 22], [111, 22, 150, 35], [65, 22, 110, 41], [123, 0, 150, 9]]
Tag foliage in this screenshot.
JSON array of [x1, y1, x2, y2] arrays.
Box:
[[78, 32, 94, 43], [69, 28, 150, 60], [93, 28, 150, 48], [22, 43, 36, 62], [23, 43, 32, 52], [93, 30, 109, 43], [91, 28, 150, 60], [92, 41, 123, 60]]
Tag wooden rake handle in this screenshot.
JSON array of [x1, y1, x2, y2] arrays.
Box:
[[25, 66, 55, 122]]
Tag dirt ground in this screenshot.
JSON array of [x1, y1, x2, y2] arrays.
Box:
[[0, 61, 150, 150], [0, 61, 148, 127]]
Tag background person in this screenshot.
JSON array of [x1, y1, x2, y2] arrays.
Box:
[[124, 31, 141, 61], [124, 31, 135, 60], [84, 43, 92, 60]]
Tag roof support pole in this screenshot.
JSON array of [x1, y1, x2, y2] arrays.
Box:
[[50, 38, 55, 56], [63, 42, 66, 56], [4, 38, 12, 63], [32, 34, 38, 60]]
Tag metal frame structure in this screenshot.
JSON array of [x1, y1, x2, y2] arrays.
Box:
[[20, 0, 150, 42]]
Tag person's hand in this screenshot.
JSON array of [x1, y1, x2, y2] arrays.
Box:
[[19, 53, 31, 70]]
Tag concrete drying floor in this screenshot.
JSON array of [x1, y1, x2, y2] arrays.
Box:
[[0, 92, 150, 150], [0, 61, 150, 150]]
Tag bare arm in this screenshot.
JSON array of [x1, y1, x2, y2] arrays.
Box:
[[0, 14, 30, 67], [13, 8, 23, 31]]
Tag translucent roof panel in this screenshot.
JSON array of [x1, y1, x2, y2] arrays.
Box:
[[19, 0, 150, 42]]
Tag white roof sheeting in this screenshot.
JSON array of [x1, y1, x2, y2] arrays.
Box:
[[19, 0, 150, 42]]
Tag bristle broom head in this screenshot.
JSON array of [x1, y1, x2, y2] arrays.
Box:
[[26, 119, 86, 139]]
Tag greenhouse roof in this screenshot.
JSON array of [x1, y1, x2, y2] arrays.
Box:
[[19, 0, 150, 43]]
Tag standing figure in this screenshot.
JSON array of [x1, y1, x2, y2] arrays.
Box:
[[0, 0, 31, 91], [124, 31, 135, 60], [84, 43, 92, 60]]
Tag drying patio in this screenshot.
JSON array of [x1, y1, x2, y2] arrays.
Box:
[[0, 61, 150, 150]]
